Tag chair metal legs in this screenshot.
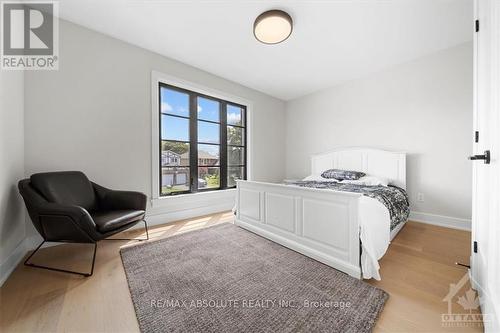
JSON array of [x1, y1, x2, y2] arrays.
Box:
[[102, 219, 150, 241], [24, 241, 97, 277], [23, 220, 149, 277]]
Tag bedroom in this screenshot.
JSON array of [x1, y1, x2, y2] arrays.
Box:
[[0, 0, 499, 332]]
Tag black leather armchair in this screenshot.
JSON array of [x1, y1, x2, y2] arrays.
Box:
[[19, 171, 149, 276]]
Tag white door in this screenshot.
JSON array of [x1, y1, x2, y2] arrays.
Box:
[[471, 0, 500, 331]]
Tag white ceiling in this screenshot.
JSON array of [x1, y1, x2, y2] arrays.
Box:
[[58, 0, 473, 101]]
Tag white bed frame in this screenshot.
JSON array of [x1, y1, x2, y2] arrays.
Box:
[[235, 147, 406, 279]]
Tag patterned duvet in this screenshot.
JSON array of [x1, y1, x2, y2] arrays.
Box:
[[286, 181, 410, 231]]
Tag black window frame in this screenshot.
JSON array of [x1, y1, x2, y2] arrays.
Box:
[[159, 82, 247, 196]]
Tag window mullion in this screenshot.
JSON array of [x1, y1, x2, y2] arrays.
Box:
[[244, 106, 247, 181], [220, 102, 228, 189], [158, 84, 163, 195], [189, 94, 198, 192]]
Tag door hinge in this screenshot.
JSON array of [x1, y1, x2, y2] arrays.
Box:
[[475, 19, 479, 32], [475, 131, 479, 143], [473, 241, 478, 253]]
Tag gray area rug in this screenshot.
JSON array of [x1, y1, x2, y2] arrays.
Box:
[[120, 223, 388, 333]]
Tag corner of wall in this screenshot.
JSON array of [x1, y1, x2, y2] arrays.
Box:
[[0, 69, 28, 287]]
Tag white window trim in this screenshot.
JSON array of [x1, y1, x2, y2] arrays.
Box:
[[151, 70, 253, 206]]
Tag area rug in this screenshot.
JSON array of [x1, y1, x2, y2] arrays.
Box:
[[120, 223, 388, 333]]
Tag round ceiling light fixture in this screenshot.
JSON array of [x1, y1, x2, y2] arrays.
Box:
[[253, 10, 293, 44]]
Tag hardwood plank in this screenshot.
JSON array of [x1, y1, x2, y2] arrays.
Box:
[[369, 221, 481, 333]]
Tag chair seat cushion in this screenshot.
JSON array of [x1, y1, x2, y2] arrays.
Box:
[[91, 210, 145, 233]]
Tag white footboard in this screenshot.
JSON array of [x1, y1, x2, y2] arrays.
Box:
[[235, 180, 362, 278]]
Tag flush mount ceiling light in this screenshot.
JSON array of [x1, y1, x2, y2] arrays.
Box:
[[253, 10, 293, 44]]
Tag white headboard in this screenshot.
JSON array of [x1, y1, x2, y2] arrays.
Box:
[[311, 147, 406, 189]]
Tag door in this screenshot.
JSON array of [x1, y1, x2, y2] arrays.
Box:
[[471, 0, 500, 331]]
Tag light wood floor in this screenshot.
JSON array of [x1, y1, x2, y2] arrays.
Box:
[[0, 212, 481, 333]]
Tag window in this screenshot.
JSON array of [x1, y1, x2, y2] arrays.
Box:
[[159, 83, 247, 196]]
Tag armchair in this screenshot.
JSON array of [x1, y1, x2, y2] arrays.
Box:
[[18, 171, 149, 277]]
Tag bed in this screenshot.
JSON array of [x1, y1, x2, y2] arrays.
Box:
[[234, 147, 409, 280]]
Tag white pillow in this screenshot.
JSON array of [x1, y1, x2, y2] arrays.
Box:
[[302, 174, 339, 182], [342, 176, 389, 186]]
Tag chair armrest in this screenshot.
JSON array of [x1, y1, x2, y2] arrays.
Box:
[[39, 202, 92, 222], [37, 203, 100, 240], [92, 183, 147, 211]]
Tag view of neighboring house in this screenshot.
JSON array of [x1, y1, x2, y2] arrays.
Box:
[[181, 151, 219, 167], [161, 150, 181, 166], [161, 150, 218, 188]]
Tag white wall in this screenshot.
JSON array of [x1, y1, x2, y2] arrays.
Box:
[[24, 20, 286, 224], [0, 70, 26, 285], [286, 42, 472, 226]]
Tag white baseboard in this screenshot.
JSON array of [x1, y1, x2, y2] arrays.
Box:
[[0, 238, 29, 286], [144, 202, 233, 227], [409, 211, 471, 231], [144, 189, 236, 227], [470, 274, 500, 332], [0, 234, 45, 287], [25, 234, 43, 249], [0, 240, 26, 287]]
